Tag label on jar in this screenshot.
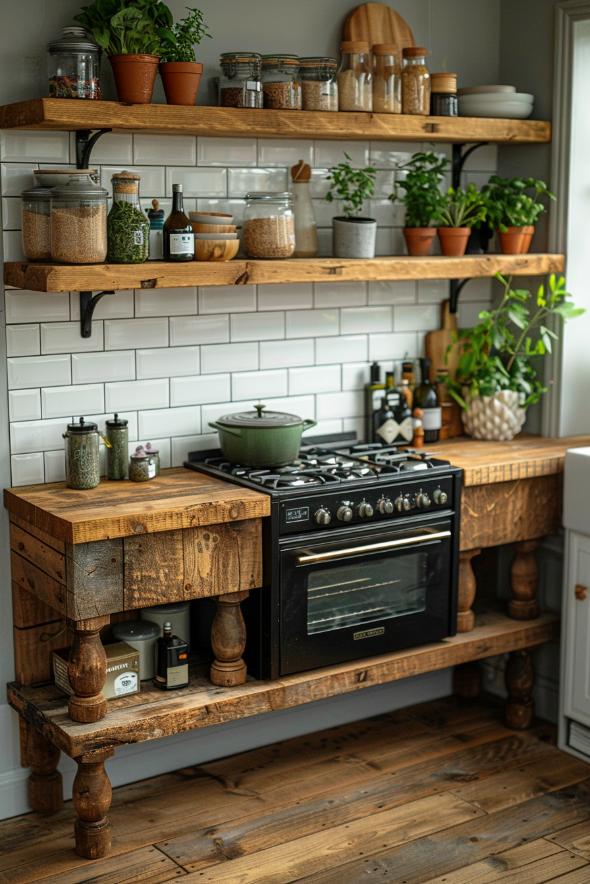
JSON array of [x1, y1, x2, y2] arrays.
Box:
[[148, 461, 157, 478], [133, 229, 145, 246], [421, 407, 442, 431], [246, 80, 261, 91], [169, 232, 194, 255], [114, 671, 138, 696]]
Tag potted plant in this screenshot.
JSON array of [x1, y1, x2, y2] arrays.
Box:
[[437, 184, 487, 257], [325, 153, 377, 259], [75, 0, 173, 104], [159, 7, 210, 106], [391, 151, 448, 257], [482, 175, 556, 255], [445, 273, 584, 441]]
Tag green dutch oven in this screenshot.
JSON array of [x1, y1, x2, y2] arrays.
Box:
[[209, 403, 316, 467]]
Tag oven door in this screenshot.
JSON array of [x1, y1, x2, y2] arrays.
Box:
[[279, 518, 453, 675]]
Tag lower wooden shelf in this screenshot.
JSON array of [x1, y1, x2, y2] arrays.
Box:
[[7, 609, 558, 759]]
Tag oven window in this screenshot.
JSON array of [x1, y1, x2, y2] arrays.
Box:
[[306, 553, 426, 635]]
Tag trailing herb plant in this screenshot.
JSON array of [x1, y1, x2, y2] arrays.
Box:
[[437, 184, 487, 228], [446, 273, 584, 409], [75, 0, 174, 56], [325, 153, 377, 217], [160, 7, 210, 62], [391, 151, 449, 227], [482, 175, 556, 231]]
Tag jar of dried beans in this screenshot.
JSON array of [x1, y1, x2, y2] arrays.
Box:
[[243, 192, 295, 258], [372, 44, 401, 113], [219, 52, 263, 108], [21, 186, 52, 261], [299, 57, 338, 111], [402, 47, 431, 115], [338, 41, 372, 112], [50, 174, 108, 264], [47, 27, 101, 100], [261, 55, 302, 109]]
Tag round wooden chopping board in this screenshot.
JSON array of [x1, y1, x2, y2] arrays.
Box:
[[343, 2, 415, 53]]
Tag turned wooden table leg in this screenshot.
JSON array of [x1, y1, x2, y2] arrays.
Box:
[[20, 720, 63, 814], [509, 541, 540, 620], [210, 590, 249, 687], [505, 649, 534, 730], [453, 662, 482, 699], [68, 615, 110, 723], [457, 549, 481, 633], [73, 749, 114, 859]]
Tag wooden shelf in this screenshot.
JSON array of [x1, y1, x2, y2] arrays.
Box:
[[8, 609, 558, 759], [0, 98, 552, 143], [5, 254, 565, 294]]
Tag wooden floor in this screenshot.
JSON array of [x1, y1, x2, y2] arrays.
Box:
[[2, 697, 590, 883]]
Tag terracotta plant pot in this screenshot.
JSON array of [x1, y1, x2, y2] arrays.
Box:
[[160, 61, 203, 106], [403, 227, 437, 257], [109, 54, 160, 104], [497, 226, 525, 255], [520, 225, 534, 253], [437, 227, 471, 257]]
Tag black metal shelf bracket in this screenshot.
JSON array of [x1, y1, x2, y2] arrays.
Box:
[[449, 279, 471, 314], [75, 128, 112, 169], [448, 142, 489, 313], [80, 291, 115, 338]]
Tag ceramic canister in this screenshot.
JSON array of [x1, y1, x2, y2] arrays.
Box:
[[112, 619, 161, 680], [141, 601, 191, 650]]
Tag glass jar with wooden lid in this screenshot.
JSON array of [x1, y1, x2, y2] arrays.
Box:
[[372, 43, 401, 113], [401, 46, 431, 115], [299, 57, 338, 111], [430, 72, 458, 116], [338, 41, 372, 112], [261, 55, 302, 109]]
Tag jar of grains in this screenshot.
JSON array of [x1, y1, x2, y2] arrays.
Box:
[[372, 44, 401, 113], [401, 47, 431, 115], [243, 192, 295, 258], [63, 417, 101, 490], [261, 55, 302, 109], [21, 186, 52, 261], [50, 174, 108, 263], [219, 52, 263, 108], [47, 26, 101, 100], [430, 72, 458, 116], [338, 41, 372, 112], [299, 57, 338, 111], [107, 171, 149, 263]]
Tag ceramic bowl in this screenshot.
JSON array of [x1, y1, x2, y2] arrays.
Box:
[[191, 222, 237, 234], [34, 167, 98, 186], [459, 91, 533, 103], [458, 85, 517, 96], [189, 211, 234, 225], [194, 239, 240, 261], [194, 232, 238, 240]]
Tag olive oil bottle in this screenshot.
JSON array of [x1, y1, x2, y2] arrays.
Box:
[[163, 184, 194, 261]]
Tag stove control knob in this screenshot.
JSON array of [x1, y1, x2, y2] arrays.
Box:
[[416, 492, 432, 509], [336, 504, 354, 523], [395, 495, 412, 513], [433, 488, 448, 506], [377, 497, 394, 515], [314, 507, 332, 526], [357, 501, 374, 519]]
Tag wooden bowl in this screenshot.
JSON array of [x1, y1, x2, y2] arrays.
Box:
[[191, 222, 237, 235], [194, 239, 240, 262], [189, 211, 234, 225]]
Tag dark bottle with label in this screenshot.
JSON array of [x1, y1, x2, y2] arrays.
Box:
[[364, 361, 384, 442], [154, 621, 189, 690], [373, 395, 398, 445], [163, 184, 194, 261], [384, 370, 402, 412], [414, 357, 442, 443]]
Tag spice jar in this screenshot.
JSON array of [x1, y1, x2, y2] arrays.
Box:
[[50, 174, 108, 264], [47, 26, 101, 100], [147, 199, 164, 260], [63, 418, 100, 490], [129, 445, 157, 482], [219, 52, 263, 108], [431, 72, 458, 116], [243, 192, 295, 258], [299, 57, 338, 111], [261, 55, 302, 109], [21, 186, 52, 261], [338, 41, 372, 112], [402, 47, 431, 115], [144, 442, 161, 475], [106, 413, 128, 480], [372, 44, 401, 113], [107, 171, 149, 264]]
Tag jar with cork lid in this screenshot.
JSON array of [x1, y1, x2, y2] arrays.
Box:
[[372, 44, 401, 113], [107, 171, 149, 264], [338, 41, 372, 112], [401, 47, 431, 115], [430, 72, 458, 116]]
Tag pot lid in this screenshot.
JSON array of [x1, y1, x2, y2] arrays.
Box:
[[66, 417, 98, 434], [50, 174, 108, 200], [217, 402, 304, 428], [245, 191, 293, 202], [47, 26, 100, 53], [112, 619, 161, 641], [106, 412, 128, 428]]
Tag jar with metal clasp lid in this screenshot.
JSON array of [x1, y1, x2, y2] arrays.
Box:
[[63, 417, 101, 490], [47, 26, 101, 100], [299, 57, 338, 111], [219, 52, 263, 108], [261, 54, 302, 109], [243, 192, 295, 258]]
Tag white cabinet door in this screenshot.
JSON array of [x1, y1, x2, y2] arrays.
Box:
[[563, 530, 590, 727]]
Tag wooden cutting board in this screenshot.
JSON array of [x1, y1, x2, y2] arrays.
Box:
[[425, 299, 460, 384], [343, 2, 415, 53]]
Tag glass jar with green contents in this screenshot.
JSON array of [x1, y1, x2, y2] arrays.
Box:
[[106, 413, 128, 480], [107, 171, 149, 263], [63, 417, 100, 490]]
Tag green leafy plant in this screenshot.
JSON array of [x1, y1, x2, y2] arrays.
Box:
[[391, 151, 449, 228], [75, 0, 173, 56], [437, 184, 487, 228], [160, 7, 211, 62], [482, 175, 556, 231], [325, 153, 377, 218], [445, 273, 584, 409]]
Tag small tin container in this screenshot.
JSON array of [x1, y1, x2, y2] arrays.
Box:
[[430, 72, 458, 116], [129, 445, 157, 482], [141, 601, 191, 650], [63, 417, 100, 490], [112, 619, 161, 680], [106, 413, 128, 480]]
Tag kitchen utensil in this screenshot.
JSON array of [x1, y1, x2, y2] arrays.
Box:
[[209, 402, 317, 467], [424, 299, 459, 383], [343, 2, 414, 56], [194, 239, 240, 261], [458, 84, 516, 95], [191, 222, 236, 234]]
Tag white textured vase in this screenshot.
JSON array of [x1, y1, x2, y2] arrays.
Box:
[[462, 390, 526, 441]]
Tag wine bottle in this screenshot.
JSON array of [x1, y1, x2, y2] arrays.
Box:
[[414, 357, 442, 443], [154, 621, 189, 690], [163, 184, 194, 262], [364, 362, 384, 442], [384, 370, 402, 413], [373, 395, 398, 445]]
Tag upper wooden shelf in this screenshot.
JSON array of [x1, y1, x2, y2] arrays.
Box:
[[0, 98, 552, 144], [5, 254, 565, 294]]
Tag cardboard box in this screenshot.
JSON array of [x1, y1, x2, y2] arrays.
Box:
[[53, 642, 140, 700]]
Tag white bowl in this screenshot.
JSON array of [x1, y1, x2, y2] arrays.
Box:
[[458, 85, 517, 95], [459, 99, 533, 119], [34, 168, 98, 186], [459, 91, 533, 104]]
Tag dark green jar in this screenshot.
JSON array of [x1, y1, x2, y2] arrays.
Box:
[[63, 417, 100, 490], [106, 413, 128, 480]]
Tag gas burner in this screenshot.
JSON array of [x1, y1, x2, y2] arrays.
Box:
[[248, 469, 340, 489]]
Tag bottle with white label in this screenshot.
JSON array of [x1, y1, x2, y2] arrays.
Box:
[[414, 357, 442, 443], [163, 183, 194, 261], [373, 395, 398, 445], [154, 621, 189, 690]]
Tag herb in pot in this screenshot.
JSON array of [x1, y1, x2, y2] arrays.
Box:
[[391, 151, 448, 256], [481, 175, 556, 254], [75, 0, 174, 56], [437, 184, 487, 257], [325, 153, 378, 259], [160, 7, 210, 62]]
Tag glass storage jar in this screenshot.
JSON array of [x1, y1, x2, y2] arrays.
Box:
[[21, 186, 52, 261], [50, 174, 108, 264], [47, 26, 101, 100], [338, 41, 372, 112], [63, 417, 100, 490], [372, 43, 401, 113], [129, 446, 158, 482], [105, 413, 128, 480], [219, 52, 263, 108], [299, 57, 338, 111], [261, 55, 302, 109], [402, 47, 431, 115], [431, 72, 458, 116], [107, 171, 149, 264], [243, 192, 295, 258]]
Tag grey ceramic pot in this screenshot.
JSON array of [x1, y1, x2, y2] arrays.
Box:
[[333, 216, 377, 258]]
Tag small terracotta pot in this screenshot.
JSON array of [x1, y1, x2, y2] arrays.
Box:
[[497, 226, 525, 255], [403, 227, 437, 257], [109, 54, 160, 104], [437, 227, 471, 257], [160, 61, 203, 106], [520, 225, 534, 254]]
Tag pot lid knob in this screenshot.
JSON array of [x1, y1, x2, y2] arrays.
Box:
[[253, 402, 266, 419]]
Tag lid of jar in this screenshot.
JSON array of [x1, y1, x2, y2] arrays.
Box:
[[111, 170, 141, 181], [220, 51, 261, 61], [340, 40, 370, 53], [67, 417, 98, 434], [21, 185, 52, 200], [245, 191, 293, 202], [431, 72, 458, 92], [131, 445, 150, 461], [106, 412, 128, 428], [112, 619, 161, 641], [261, 54, 300, 66], [372, 43, 399, 56], [50, 174, 108, 200], [47, 26, 100, 53], [144, 442, 159, 455], [299, 56, 337, 67], [403, 46, 429, 57]]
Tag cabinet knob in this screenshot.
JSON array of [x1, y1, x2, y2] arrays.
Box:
[[575, 584, 587, 601]]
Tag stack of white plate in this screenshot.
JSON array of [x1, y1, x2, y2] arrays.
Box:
[[458, 85, 534, 119]]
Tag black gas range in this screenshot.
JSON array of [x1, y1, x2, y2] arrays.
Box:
[[185, 434, 462, 679]]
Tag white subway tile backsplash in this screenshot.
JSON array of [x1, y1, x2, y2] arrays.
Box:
[[88, 133, 133, 164], [171, 435, 209, 466], [3, 229, 23, 260], [41, 322, 103, 355], [393, 304, 439, 332], [44, 450, 66, 483], [105, 318, 168, 350], [369, 142, 423, 168], [368, 281, 416, 305], [316, 336, 367, 365], [369, 199, 405, 226], [102, 165, 165, 197], [231, 311, 285, 342], [374, 170, 395, 199], [257, 283, 313, 311], [286, 309, 338, 338], [317, 390, 364, 420], [368, 332, 419, 361], [314, 141, 368, 168], [198, 137, 257, 167], [227, 167, 287, 197], [9, 389, 41, 422], [171, 374, 230, 407], [135, 287, 197, 317], [340, 306, 392, 334], [459, 300, 489, 328], [6, 325, 40, 357], [309, 168, 331, 199], [1, 163, 37, 196], [258, 139, 314, 167], [232, 369, 288, 401], [289, 364, 340, 395], [1, 130, 69, 163], [10, 418, 71, 454], [72, 351, 135, 384], [199, 285, 256, 314], [463, 143, 498, 172], [417, 279, 450, 303], [136, 347, 199, 379], [139, 406, 200, 438], [70, 290, 134, 320], [342, 361, 372, 391], [134, 134, 196, 165], [169, 314, 229, 346], [201, 342, 259, 374], [375, 226, 405, 256], [314, 282, 367, 307], [2, 196, 22, 229], [7, 354, 70, 390], [42, 384, 104, 419], [11, 453, 44, 486], [307, 419, 343, 437], [460, 277, 493, 302], [260, 338, 314, 369], [105, 378, 169, 413], [165, 166, 226, 197]]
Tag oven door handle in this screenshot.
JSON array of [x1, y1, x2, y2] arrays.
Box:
[[296, 530, 452, 565]]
